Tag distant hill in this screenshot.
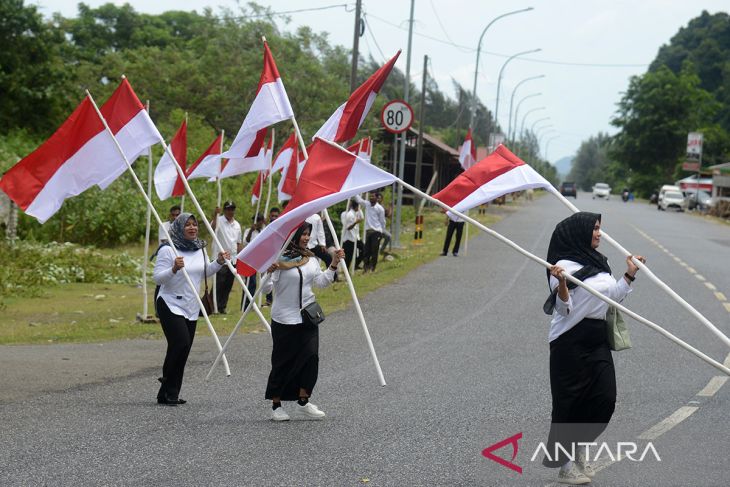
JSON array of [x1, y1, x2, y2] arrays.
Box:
[[553, 156, 573, 179]]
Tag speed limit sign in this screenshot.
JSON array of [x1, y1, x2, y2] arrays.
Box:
[[381, 100, 414, 134]]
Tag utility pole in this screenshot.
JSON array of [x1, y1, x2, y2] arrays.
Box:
[[393, 0, 415, 248], [414, 54, 428, 209], [349, 0, 362, 93]]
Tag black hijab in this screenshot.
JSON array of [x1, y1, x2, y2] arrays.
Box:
[[545, 212, 611, 286], [280, 222, 315, 261], [164, 212, 207, 252]]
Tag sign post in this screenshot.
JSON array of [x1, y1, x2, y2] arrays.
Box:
[[686, 132, 703, 208], [381, 100, 414, 248]]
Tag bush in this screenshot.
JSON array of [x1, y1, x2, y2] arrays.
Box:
[[709, 200, 730, 219]]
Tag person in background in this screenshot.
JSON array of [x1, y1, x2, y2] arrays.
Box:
[[305, 212, 332, 267], [341, 200, 364, 270], [158, 205, 181, 244], [441, 215, 465, 257], [377, 193, 392, 255], [242, 212, 265, 309], [210, 201, 242, 314], [543, 212, 645, 485], [153, 213, 229, 405], [355, 192, 386, 272], [261, 222, 345, 421]]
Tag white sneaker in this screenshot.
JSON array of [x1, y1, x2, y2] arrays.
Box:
[[293, 402, 326, 420], [271, 407, 290, 422], [575, 453, 596, 478], [557, 463, 591, 485]]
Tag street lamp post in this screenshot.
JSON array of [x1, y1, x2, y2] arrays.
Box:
[[507, 75, 544, 141], [520, 106, 546, 139], [469, 7, 534, 132], [530, 116, 550, 134], [544, 135, 559, 161], [493, 48, 541, 147], [512, 93, 541, 144], [537, 128, 556, 147]]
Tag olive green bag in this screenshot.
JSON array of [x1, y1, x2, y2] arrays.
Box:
[[607, 306, 632, 351]]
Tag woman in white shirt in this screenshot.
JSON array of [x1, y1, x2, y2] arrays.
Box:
[[261, 222, 344, 421], [153, 213, 229, 406], [542, 212, 645, 484]]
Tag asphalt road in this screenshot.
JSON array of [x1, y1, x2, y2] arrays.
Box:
[[1, 193, 729, 486]]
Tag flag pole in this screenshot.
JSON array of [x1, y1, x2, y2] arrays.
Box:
[[85, 90, 231, 375], [397, 178, 730, 377], [263, 128, 275, 219], [207, 233, 296, 379], [547, 187, 730, 349], [155, 123, 272, 341], [212, 130, 224, 315], [292, 124, 387, 386], [140, 100, 153, 320]]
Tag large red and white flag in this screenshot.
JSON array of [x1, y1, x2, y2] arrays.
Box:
[[219, 41, 293, 174], [0, 79, 161, 223], [186, 133, 224, 180], [433, 145, 556, 220], [277, 145, 303, 203], [236, 138, 396, 276], [154, 118, 188, 199], [314, 52, 401, 143], [217, 128, 269, 180], [458, 129, 477, 170]]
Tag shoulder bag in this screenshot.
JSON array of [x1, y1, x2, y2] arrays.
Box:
[[606, 305, 631, 351], [297, 266, 325, 328], [199, 248, 215, 316]]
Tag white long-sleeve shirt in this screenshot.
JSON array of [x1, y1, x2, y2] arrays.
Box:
[[354, 195, 386, 232], [341, 209, 363, 242], [548, 259, 632, 342], [306, 213, 326, 248], [261, 258, 335, 325], [153, 246, 223, 320]]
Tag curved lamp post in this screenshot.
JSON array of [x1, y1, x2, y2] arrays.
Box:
[[507, 75, 544, 141], [544, 135, 559, 161], [469, 7, 535, 130], [519, 106, 546, 139], [493, 48, 541, 146]]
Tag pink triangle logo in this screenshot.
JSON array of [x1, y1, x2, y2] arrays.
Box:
[[481, 432, 523, 474]]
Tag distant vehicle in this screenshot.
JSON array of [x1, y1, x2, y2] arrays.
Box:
[[657, 184, 681, 209], [621, 188, 630, 202], [659, 190, 686, 211], [684, 189, 712, 211], [559, 182, 577, 198], [592, 183, 611, 199]]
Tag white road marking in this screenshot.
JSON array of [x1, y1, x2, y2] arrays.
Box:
[[673, 256, 681, 262], [638, 406, 699, 440], [697, 376, 729, 397], [705, 282, 717, 291], [695, 274, 706, 281], [687, 267, 696, 274], [724, 303, 730, 313], [681, 262, 689, 268], [715, 292, 727, 301]]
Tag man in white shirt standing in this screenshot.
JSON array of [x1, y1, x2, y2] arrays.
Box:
[[241, 212, 265, 309], [341, 200, 364, 270], [305, 212, 332, 267], [158, 205, 181, 244], [210, 201, 242, 314], [355, 192, 386, 272]]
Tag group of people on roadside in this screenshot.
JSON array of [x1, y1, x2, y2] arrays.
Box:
[[151, 193, 647, 485]]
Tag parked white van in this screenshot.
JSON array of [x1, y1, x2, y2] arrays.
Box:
[[657, 184, 681, 209]]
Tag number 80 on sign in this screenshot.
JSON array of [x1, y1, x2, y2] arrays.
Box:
[[380, 100, 414, 134]]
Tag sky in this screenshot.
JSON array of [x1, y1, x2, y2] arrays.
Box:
[[35, 0, 729, 163]]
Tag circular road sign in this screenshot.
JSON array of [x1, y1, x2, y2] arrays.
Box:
[[381, 100, 414, 134]]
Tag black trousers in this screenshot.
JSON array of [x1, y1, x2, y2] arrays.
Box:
[[265, 321, 319, 401], [215, 266, 236, 313], [241, 273, 257, 310], [543, 318, 616, 467], [443, 220, 465, 254], [364, 230, 382, 271], [343, 240, 364, 269], [156, 297, 197, 400]]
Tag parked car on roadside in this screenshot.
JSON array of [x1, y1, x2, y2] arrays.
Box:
[[592, 183, 611, 199], [559, 181, 577, 198], [659, 190, 687, 211], [684, 189, 712, 211], [657, 184, 681, 209]]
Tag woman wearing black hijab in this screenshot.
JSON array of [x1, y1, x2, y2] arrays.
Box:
[[261, 222, 344, 421], [543, 212, 645, 485], [153, 213, 229, 405]]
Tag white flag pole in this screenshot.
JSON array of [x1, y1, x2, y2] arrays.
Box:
[[85, 90, 231, 375], [398, 178, 730, 377], [212, 130, 224, 315], [294, 128, 387, 386], [548, 187, 730, 349], [206, 232, 295, 379], [155, 124, 272, 340], [263, 128, 275, 219], [140, 100, 153, 320]]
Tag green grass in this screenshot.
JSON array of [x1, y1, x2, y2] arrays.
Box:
[[0, 204, 512, 344]]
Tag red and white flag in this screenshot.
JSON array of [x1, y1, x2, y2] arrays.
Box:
[[251, 134, 275, 204], [433, 145, 555, 220], [347, 137, 372, 163], [458, 129, 477, 170], [277, 145, 303, 203], [271, 133, 297, 172], [154, 118, 188, 200], [314, 52, 401, 143], [0, 79, 161, 223], [219, 41, 293, 174], [236, 138, 396, 276], [217, 128, 269, 180], [186, 133, 224, 181]]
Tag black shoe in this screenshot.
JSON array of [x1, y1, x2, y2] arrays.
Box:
[[157, 396, 179, 406]]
